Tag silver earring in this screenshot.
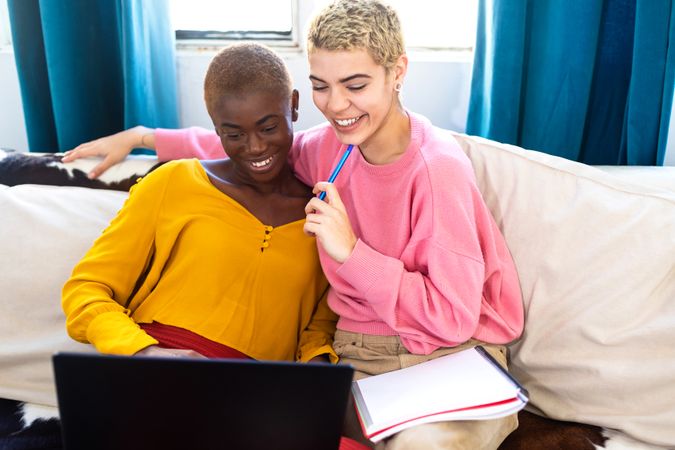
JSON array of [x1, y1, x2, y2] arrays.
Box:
[[394, 83, 402, 92]]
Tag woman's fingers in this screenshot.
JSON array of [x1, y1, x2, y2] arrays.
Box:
[[61, 142, 99, 162], [320, 182, 346, 210], [87, 155, 119, 179], [304, 182, 357, 262], [135, 346, 206, 358], [305, 196, 330, 215]]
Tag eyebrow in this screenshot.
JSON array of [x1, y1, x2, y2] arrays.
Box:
[[309, 73, 372, 83], [220, 114, 277, 129]]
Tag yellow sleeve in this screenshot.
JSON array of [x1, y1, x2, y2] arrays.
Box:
[[296, 287, 339, 363], [62, 165, 174, 355]]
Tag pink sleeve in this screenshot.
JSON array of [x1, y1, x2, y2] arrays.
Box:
[[154, 127, 225, 161], [337, 239, 488, 353], [335, 167, 522, 353], [288, 125, 343, 187], [288, 129, 317, 186]]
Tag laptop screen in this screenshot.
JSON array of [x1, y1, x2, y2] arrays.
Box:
[[53, 353, 354, 450]]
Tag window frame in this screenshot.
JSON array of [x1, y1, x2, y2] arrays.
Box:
[[174, 0, 302, 51]]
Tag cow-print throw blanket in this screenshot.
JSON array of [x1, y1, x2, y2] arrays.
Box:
[[0, 149, 162, 191], [0, 399, 61, 450]]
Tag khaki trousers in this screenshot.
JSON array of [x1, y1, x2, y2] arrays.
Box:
[[334, 330, 518, 450]]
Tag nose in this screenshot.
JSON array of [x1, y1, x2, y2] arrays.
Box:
[[247, 133, 266, 155], [326, 88, 349, 114]]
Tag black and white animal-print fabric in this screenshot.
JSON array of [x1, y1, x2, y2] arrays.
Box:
[[0, 149, 161, 191], [0, 399, 61, 450]]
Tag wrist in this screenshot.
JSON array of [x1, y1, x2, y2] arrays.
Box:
[[337, 236, 357, 264], [131, 126, 155, 149]]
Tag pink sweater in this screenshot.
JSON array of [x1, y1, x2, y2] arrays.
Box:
[[155, 112, 523, 354]]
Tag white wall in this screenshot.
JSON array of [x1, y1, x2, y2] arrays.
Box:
[[0, 49, 28, 152], [666, 101, 675, 166], [1, 44, 674, 165], [175, 49, 473, 134], [0, 45, 472, 152]]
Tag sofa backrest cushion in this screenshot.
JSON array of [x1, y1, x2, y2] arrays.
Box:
[[595, 165, 675, 192], [452, 133, 675, 447], [0, 184, 127, 406]]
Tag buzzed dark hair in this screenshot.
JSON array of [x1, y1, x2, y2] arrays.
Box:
[[204, 43, 293, 115]]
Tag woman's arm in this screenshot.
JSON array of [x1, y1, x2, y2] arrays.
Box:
[[154, 127, 224, 161], [296, 289, 339, 363], [61, 126, 156, 179], [62, 126, 224, 179], [62, 165, 174, 355]]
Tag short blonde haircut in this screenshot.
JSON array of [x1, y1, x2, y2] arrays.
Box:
[[203, 43, 292, 116], [307, 0, 405, 71]]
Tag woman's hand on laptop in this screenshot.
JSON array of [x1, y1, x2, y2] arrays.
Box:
[[135, 345, 206, 358]]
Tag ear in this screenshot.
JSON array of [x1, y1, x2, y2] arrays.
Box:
[[393, 54, 408, 86], [291, 89, 299, 122]]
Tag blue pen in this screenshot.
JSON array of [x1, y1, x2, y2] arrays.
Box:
[[318, 144, 353, 201]]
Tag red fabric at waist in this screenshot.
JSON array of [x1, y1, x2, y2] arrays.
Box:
[[140, 322, 252, 360]]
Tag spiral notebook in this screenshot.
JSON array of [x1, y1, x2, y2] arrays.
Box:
[[352, 346, 528, 443]]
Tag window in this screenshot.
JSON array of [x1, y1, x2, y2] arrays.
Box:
[[0, 0, 12, 48], [170, 0, 478, 53], [170, 0, 296, 46], [389, 0, 478, 51]]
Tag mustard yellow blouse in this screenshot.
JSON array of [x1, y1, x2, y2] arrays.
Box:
[[62, 159, 337, 362]]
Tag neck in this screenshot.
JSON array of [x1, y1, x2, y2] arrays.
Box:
[[359, 104, 410, 165], [230, 162, 298, 196]]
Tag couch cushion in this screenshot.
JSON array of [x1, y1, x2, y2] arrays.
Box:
[[452, 133, 675, 447], [596, 165, 675, 192], [0, 184, 128, 406]]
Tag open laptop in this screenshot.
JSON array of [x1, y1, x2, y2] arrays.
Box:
[[53, 353, 354, 450]]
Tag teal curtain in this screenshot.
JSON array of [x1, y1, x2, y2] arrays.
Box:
[[8, 0, 179, 153], [467, 0, 675, 165]]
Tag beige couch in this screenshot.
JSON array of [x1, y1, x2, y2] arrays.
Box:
[[1, 135, 674, 448]]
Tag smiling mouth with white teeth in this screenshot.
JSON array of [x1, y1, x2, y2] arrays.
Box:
[[250, 155, 274, 168], [335, 115, 364, 127]]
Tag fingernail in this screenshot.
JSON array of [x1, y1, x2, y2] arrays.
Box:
[[88, 172, 95, 179]]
